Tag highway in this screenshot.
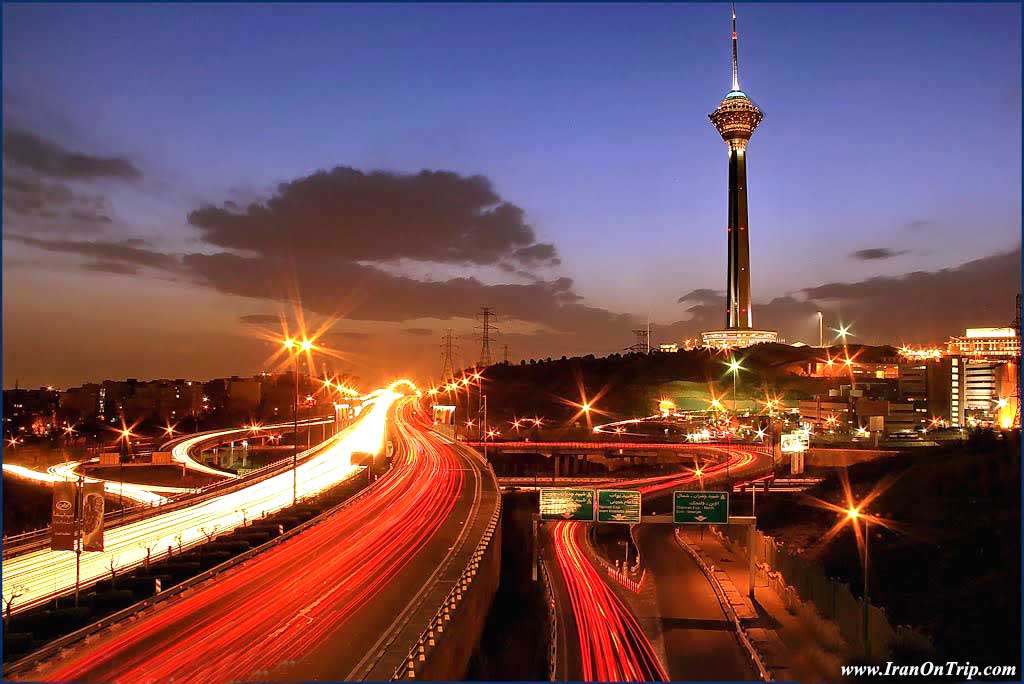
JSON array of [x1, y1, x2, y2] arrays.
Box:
[[14, 396, 498, 682], [2, 395, 391, 616], [546, 520, 668, 681], [636, 525, 754, 680], [542, 443, 769, 681]]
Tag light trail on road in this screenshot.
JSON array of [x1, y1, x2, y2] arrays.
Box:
[[168, 417, 334, 479], [2, 394, 393, 616], [19, 396, 479, 682], [544, 443, 767, 681], [550, 519, 668, 682], [2, 462, 177, 505]]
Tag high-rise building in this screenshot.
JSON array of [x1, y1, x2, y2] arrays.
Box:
[[701, 7, 778, 349], [897, 356, 965, 430], [963, 359, 1018, 427]]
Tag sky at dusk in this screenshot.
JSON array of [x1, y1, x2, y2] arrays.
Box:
[[3, 2, 1021, 389]]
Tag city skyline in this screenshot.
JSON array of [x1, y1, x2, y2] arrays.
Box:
[[3, 3, 1021, 388]]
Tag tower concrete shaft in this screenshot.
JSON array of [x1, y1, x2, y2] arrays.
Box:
[[709, 5, 763, 330]]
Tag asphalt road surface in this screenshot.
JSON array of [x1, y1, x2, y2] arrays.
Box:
[[15, 399, 495, 683], [636, 524, 754, 681]]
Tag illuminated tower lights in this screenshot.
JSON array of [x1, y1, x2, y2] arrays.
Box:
[[701, 5, 778, 349]]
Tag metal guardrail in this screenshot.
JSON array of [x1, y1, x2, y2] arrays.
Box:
[[674, 529, 772, 682], [538, 556, 559, 682], [463, 440, 775, 453], [391, 487, 502, 680], [3, 465, 372, 679]]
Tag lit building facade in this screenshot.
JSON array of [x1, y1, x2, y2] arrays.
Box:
[[701, 8, 777, 349], [947, 327, 1021, 360], [897, 356, 965, 430]]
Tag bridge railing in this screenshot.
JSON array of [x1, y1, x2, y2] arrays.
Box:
[[392, 484, 502, 680], [463, 439, 776, 454]]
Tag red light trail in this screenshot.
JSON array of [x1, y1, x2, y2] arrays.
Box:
[[549, 520, 668, 682], [545, 443, 766, 681], [18, 398, 476, 682]]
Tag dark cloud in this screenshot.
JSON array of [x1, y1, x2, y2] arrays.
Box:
[[850, 247, 908, 261], [7, 235, 180, 272], [668, 246, 1022, 345], [181, 251, 629, 335], [677, 288, 723, 305], [403, 327, 434, 336], [3, 126, 140, 181], [330, 331, 372, 341], [2, 173, 113, 229], [239, 314, 281, 326], [81, 261, 138, 275], [186, 167, 558, 268]]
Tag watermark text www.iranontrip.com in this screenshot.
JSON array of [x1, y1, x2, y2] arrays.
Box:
[[841, 662, 1017, 679]]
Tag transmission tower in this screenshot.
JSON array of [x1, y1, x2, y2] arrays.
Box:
[[1014, 294, 1021, 428], [476, 307, 499, 367], [439, 329, 460, 384], [503, 344, 511, 365], [625, 328, 651, 354]]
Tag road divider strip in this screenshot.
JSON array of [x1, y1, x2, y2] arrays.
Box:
[[674, 528, 773, 681]]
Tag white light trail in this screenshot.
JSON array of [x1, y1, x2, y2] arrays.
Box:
[[2, 391, 398, 615]]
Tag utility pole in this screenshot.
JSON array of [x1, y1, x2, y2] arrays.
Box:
[[1014, 294, 1021, 428], [482, 394, 488, 462], [440, 329, 459, 385], [476, 307, 498, 367]]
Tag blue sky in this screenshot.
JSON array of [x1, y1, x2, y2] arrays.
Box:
[[3, 3, 1021, 386]]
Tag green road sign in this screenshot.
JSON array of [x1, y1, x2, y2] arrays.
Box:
[[674, 491, 729, 524], [539, 488, 596, 521], [597, 489, 642, 524]]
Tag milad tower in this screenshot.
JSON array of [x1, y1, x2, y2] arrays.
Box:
[[701, 5, 778, 348]]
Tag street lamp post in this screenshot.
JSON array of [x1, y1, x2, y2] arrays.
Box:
[[862, 515, 870, 658], [847, 506, 871, 659], [727, 357, 743, 483], [282, 338, 311, 506]]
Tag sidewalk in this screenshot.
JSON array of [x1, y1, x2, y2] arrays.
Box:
[[680, 527, 843, 682]]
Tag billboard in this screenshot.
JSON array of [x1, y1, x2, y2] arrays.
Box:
[[51, 481, 76, 551], [431, 405, 456, 426], [780, 430, 809, 453], [81, 481, 105, 551]]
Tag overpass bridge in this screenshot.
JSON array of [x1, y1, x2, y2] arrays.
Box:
[[464, 440, 775, 477]]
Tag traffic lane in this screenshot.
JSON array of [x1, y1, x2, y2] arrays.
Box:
[[291, 428, 486, 680], [25, 401, 476, 682], [540, 526, 586, 682], [545, 520, 667, 681], [636, 524, 754, 681]]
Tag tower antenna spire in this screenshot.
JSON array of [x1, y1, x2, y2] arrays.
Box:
[[731, 3, 740, 92]]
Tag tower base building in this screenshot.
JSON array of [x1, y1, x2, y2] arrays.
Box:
[[701, 328, 778, 350]]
